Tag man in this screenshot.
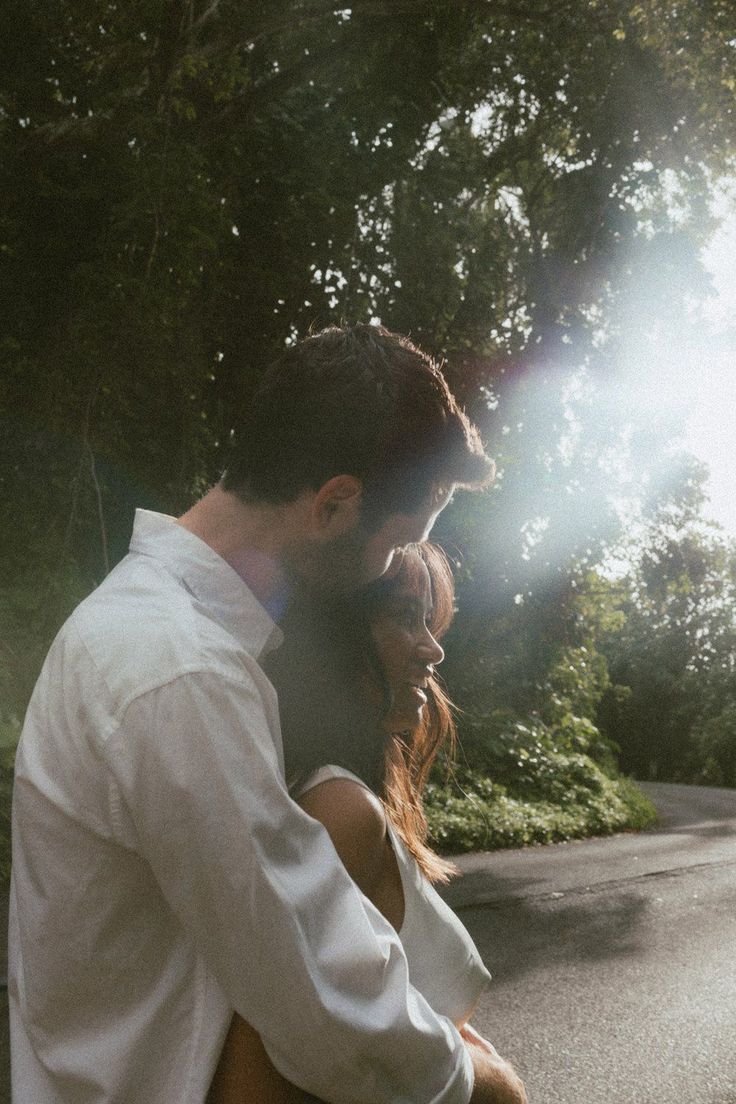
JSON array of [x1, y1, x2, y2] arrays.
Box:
[[9, 324, 526, 1103]]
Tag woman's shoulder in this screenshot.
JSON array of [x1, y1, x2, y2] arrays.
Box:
[[298, 767, 386, 849], [297, 766, 396, 910]]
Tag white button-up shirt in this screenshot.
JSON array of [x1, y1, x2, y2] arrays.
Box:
[[9, 510, 473, 1104]]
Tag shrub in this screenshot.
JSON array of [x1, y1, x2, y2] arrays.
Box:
[[425, 766, 657, 853], [692, 703, 736, 787]]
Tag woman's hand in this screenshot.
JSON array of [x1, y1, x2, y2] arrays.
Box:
[[462, 1023, 528, 1104], [461, 1022, 502, 1058]]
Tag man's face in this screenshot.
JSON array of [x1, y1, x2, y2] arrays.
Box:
[[286, 485, 454, 597], [355, 486, 454, 584]]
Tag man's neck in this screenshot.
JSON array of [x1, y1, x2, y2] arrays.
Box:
[[177, 485, 295, 615]]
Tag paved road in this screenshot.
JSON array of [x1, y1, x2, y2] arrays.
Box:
[[444, 783, 736, 1104], [2, 783, 735, 1102]]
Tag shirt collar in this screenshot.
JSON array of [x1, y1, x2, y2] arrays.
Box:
[[128, 510, 284, 658]]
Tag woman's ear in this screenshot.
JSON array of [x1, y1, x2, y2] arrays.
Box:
[[311, 475, 363, 536]]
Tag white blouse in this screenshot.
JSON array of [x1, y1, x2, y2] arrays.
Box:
[[299, 764, 492, 1027]]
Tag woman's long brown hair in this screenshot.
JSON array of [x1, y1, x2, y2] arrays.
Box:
[[369, 543, 458, 884], [268, 542, 459, 884]]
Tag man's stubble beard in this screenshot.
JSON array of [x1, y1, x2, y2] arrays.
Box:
[[281, 525, 370, 602]]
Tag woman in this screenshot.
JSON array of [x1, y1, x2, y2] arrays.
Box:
[[208, 543, 492, 1103]]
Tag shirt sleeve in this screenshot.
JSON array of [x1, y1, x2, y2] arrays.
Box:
[[103, 668, 474, 1104]]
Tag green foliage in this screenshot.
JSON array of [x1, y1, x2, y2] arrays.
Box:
[[458, 706, 614, 792], [0, 714, 21, 772], [0, 555, 92, 717], [426, 649, 653, 855], [3, 2, 735, 657], [1, 1, 735, 884], [0, 767, 13, 888], [597, 461, 736, 783], [425, 767, 657, 853], [0, 715, 21, 888], [692, 704, 736, 787]]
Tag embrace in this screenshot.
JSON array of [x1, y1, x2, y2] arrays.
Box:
[[10, 325, 527, 1104]]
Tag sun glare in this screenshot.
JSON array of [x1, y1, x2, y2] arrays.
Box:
[[609, 189, 736, 539], [690, 197, 736, 536]]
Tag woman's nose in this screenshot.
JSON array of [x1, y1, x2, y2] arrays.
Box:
[[418, 628, 444, 666]]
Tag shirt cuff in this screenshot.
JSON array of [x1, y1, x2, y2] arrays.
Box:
[[429, 1029, 474, 1104]]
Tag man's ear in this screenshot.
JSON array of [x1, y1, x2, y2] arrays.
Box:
[[311, 475, 363, 536]]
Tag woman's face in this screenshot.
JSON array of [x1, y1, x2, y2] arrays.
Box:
[[369, 558, 445, 731]]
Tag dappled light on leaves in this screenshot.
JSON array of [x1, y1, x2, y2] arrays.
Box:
[[2, 0, 736, 829]]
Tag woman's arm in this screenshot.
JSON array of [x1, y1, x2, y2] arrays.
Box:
[[298, 777, 405, 930], [207, 779, 405, 1104]]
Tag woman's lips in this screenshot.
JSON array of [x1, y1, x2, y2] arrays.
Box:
[[406, 684, 428, 706]]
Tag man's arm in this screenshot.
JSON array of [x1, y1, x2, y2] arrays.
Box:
[[209, 777, 526, 1104], [106, 668, 475, 1104], [297, 780, 527, 1104], [286, 1040, 528, 1104]]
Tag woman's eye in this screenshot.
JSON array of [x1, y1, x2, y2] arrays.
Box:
[[387, 606, 415, 629], [385, 601, 431, 632]]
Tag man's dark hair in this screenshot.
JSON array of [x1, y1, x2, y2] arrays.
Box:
[[221, 323, 493, 527]]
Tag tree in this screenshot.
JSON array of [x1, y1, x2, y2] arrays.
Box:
[[596, 458, 736, 780], [2, 0, 736, 722]]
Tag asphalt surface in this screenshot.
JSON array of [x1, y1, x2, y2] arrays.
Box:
[[444, 782, 736, 1104], [2, 782, 735, 1103]]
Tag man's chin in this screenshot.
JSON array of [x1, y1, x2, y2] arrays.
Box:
[[286, 530, 371, 597]]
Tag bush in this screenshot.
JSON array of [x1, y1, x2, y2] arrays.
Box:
[[692, 704, 736, 787], [457, 707, 618, 795], [425, 766, 657, 853], [423, 701, 657, 853], [0, 700, 658, 887]]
